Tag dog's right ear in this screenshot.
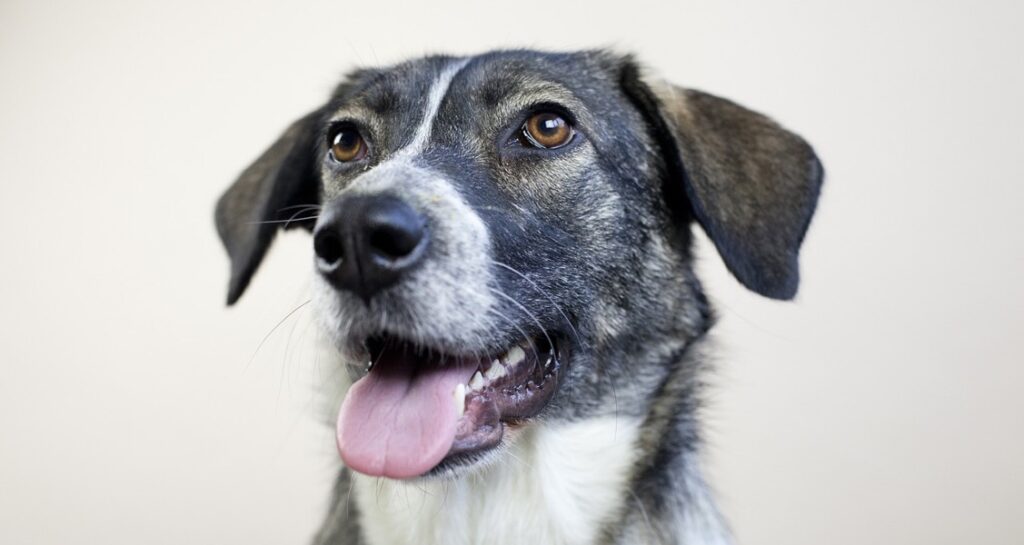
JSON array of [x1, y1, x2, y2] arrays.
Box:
[[215, 109, 323, 305]]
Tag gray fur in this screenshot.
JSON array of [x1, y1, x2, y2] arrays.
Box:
[[215, 49, 822, 544], [312, 470, 365, 545], [311, 158, 498, 363]]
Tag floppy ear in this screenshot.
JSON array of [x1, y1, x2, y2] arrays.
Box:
[[215, 109, 323, 305], [621, 64, 823, 300]]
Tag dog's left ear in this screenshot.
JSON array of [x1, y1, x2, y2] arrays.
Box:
[[621, 63, 824, 300], [215, 109, 323, 305]]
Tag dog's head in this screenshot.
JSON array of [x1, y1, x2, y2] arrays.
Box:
[[216, 50, 822, 479]]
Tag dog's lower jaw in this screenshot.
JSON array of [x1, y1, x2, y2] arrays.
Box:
[[313, 344, 733, 545]]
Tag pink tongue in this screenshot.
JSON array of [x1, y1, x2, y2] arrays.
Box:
[[336, 352, 478, 479]]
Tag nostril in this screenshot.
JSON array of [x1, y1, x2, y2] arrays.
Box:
[[368, 223, 424, 260], [314, 231, 344, 265], [315, 195, 428, 299]]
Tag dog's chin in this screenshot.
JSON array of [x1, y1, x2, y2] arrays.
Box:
[[338, 330, 569, 480], [421, 424, 528, 480]]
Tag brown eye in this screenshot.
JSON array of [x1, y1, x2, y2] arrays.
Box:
[[521, 112, 574, 149], [329, 125, 366, 162]]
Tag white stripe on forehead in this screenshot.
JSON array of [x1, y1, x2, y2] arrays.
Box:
[[397, 58, 471, 158]]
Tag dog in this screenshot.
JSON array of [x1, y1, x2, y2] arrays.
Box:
[[215, 49, 822, 545]]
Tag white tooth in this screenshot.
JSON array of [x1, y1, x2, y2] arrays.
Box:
[[503, 346, 526, 366], [469, 371, 485, 391], [453, 383, 466, 416], [485, 362, 507, 381]]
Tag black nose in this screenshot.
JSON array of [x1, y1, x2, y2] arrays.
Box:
[[313, 195, 429, 301]]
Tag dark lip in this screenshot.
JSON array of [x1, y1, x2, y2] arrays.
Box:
[[423, 447, 494, 478], [440, 333, 567, 472], [362, 331, 569, 476]]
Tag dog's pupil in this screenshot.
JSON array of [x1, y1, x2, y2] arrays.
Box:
[[334, 130, 359, 150], [538, 115, 562, 135], [523, 112, 570, 149]]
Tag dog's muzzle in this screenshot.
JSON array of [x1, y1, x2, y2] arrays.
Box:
[[313, 194, 429, 301], [336, 333, 567, 479]]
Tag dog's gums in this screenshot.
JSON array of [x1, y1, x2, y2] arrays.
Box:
[[336, 334, 565, 479]]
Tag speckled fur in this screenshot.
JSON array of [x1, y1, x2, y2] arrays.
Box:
[[215, 49, 823, 545]]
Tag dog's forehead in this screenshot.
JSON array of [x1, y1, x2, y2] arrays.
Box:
[[454, 50, 617, 102], [328, 50, 620, 130]]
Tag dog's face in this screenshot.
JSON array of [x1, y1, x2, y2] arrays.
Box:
[[216, 50, 822, 479]]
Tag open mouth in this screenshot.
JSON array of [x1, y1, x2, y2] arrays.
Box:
[[335, 332, 566, 479]]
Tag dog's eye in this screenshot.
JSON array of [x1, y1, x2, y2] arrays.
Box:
[[520, 112, 574, 149], [329, 125, 367, 162]]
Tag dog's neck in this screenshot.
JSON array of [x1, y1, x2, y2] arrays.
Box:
[[315, 341, 733, 545], [350, 417, 641, 545]]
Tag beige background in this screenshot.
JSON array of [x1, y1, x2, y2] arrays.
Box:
[[1, 0, 1022, 543]]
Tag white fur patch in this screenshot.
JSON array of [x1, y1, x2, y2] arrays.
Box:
[[397, 58, 471, 158], [352, 417, 641, 545]]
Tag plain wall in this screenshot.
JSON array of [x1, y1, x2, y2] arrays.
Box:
[[1, 0, 1021, 543]]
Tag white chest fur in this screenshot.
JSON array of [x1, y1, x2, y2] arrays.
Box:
[[352, 416, 642, 545]]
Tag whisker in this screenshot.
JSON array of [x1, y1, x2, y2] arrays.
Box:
[[248, 213, 320, 227], [247, 204, 323, 227], [488, 287, 553, 362], [245, 299, 312, 373], [482, 306, 534, 360], [276, 203, 322, 212], [492, 260, 582, 347]]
